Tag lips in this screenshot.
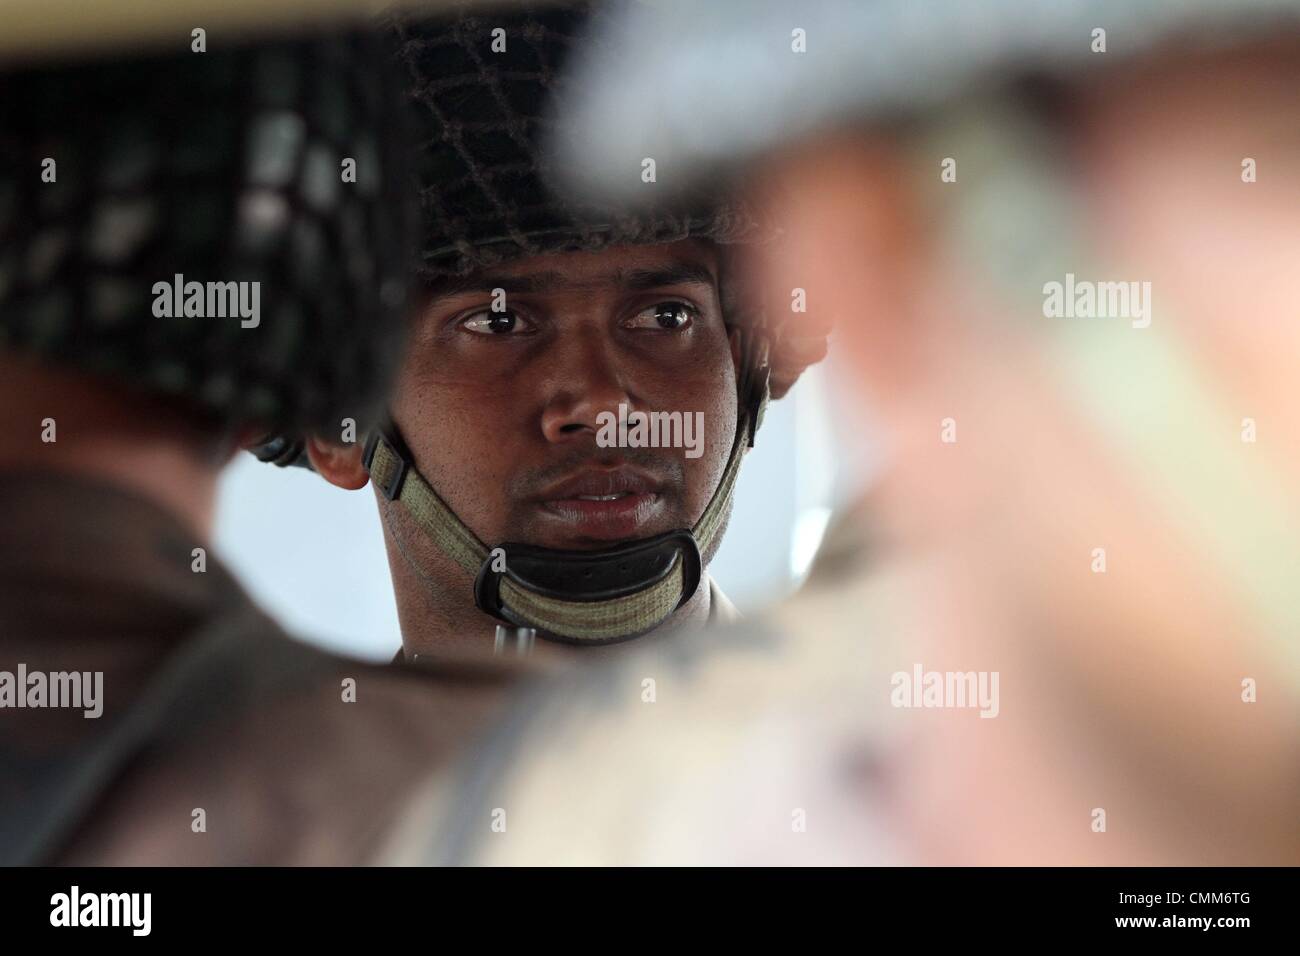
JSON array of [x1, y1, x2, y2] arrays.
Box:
[[539, 468, 660, 500], [535, 467, 665, 542]]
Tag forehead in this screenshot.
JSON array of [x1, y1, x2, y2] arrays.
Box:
[[433, 239, 720, 297]]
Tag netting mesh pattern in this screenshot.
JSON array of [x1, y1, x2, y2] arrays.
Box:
[[390, 2, 769, 282], [0, 31, 415, 433]]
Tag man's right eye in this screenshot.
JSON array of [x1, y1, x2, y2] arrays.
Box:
[[459, 309, 536, 335]]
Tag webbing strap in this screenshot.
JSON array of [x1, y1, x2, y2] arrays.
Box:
[[369, 414, 750, 642]]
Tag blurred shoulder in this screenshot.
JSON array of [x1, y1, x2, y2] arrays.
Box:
[[63, 617, 529, 865]]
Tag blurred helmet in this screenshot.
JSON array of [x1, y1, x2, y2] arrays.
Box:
[[0, 7, 418, 434]]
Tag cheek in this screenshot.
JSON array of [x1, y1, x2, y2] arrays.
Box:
[[633, 326, 738, 408], [389, 357, 521, 540], [697, 387, 738, 511], [672, 343, 739, 515]]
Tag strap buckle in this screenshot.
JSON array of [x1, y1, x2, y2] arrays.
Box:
[[362, 428, 411, 502], [741, 335, 771, 448]]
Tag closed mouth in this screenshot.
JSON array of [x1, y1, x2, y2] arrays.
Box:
[[536, 466, 663, 502], [534, 467, 667, 542]]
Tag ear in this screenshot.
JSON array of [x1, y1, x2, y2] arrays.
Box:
[[306, 435, 369, 491]]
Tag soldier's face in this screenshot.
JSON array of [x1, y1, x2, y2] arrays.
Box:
[[389, 240, 739, 551]]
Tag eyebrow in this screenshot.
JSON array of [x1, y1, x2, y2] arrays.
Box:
[[427, 261, 717, 300]]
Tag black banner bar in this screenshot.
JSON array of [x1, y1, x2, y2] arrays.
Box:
[[0, 867, 1289, 942]]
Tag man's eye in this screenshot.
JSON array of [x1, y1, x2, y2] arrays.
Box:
[[460, 309, 535, 335], [625, 301, 697, 331]]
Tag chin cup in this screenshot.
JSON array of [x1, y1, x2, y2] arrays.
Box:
[[473, 529, 703, 629]]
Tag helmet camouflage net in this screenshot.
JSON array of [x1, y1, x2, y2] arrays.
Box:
[[390, 1, 769, 281], [390, 1, 825, 400], [0, 29, 416, 434]]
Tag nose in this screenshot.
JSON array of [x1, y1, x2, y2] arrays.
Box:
[[539, 335, 634, 445]]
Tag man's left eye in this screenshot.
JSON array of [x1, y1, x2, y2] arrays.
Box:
[[625, 301, 697, 331], [460, 309, 535, 335]]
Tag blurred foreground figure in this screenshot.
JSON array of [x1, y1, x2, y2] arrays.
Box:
[[385, 0, 1300, 864], [0, 1, 525, 865]]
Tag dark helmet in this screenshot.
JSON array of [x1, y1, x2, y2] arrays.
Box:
[[0, 17, 417, 435]]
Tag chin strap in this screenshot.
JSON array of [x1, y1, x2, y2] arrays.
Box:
[[248, 350, 769, 644], [364, 311, 771, 645], [364, 413, 752, 644]]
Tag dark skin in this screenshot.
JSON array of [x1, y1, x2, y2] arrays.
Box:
[[310, 240, 741, 658]]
